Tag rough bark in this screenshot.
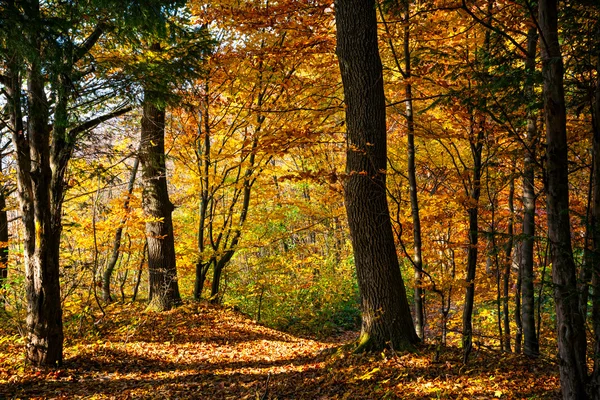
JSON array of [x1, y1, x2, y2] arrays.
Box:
[[24, 26, 64, 366], [335, 0, 419, 352], [102, 155, 140, 302], [521, 26, 540, 358], [589, 22, 600, 400], [539, 0, 588, 397], [140, 99, 182, 311]]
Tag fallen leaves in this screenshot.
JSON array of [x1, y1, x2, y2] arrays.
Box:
[[0, 302, 561, 399]]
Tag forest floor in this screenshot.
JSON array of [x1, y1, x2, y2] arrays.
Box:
[[0, 302, 560, 399]]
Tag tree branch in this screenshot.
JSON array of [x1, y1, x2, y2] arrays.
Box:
[[461, 0, 528, 57], [73, 22, 108, 63], [69, 105, 132, 137]]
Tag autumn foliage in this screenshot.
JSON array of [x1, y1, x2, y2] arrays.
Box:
[[0, 0, 599, 397]]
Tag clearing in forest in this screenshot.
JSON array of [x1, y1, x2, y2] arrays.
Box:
[[1, 303, 560, 399]]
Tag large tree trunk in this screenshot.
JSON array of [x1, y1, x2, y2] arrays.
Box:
[[335, 0, 419, 352], [102, 155, 139, 302], [521, 26, 540, 358], [140, 99, 182, 311], [22, 27, 64, 366], [539, 0, 588, 398], [589, 22, 600, 400]]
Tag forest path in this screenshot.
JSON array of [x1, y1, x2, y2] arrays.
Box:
[[1, 302, 560, 399]]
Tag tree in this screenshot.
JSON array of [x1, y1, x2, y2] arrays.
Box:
[[538, 0, 588, 397], [335, 0, 419, 351], [520, 26, 540, 358], [140, 92, 181, 311]]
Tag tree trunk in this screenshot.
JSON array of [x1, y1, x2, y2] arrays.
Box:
[[0, 173, 8, 308], [521, 26, 540, 358], [539, 0, 588, 397], [140, 99, 182, 311], [503, 171, 515, 352], [514, 246, 523, 353], [131, 242, 147, 302], [195, 84, 211, 300], [403, 3, 425, 341], [589, 22, 600, 400], [102, 155, 140, 302], [22, 28, 64, 366], [335, 0, 419, 352], [462, 119, 483, 363]]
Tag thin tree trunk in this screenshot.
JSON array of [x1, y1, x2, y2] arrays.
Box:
[[335, 0, 419, 352], [194, 83, 211, 300], [140, 97, 181, 311], [102, 155, 140, 302], [131, 242, 147, 303], [514, 246, 522, 353], [403, 2, 425, 341], [0, 177, 8, 308], [539, 0, 588, 397], [462, 118, 483, 363], [503, 171, 515, 352], [521, 26, 540, 358]]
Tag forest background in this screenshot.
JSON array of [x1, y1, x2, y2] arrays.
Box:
[[0, 0, 599, 398]]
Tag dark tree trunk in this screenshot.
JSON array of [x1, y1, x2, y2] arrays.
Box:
[[140, 99, 181, 311], [589, 22, 600, 400], [539, 0, 588, 397], [103, 155, 140, 302], [521, 26, 540, 358], [195, 85, 211, 300], [462, 119, 483, 363], [0, 173, 8, 307], [23, 32, 64, 367], [335, 0, 419, 352]]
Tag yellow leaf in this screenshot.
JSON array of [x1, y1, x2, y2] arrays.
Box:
[[494, 390, 503, 398], [358, 367, 380, 380]]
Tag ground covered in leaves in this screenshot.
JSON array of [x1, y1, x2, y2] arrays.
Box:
[[1, 302, 560, 399]]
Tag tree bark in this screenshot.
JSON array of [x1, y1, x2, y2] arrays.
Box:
[[521, 26, 540, 358], [402, 2, 425, 341], [0, 156, 9, 308], [462, 117, 483, 363], [23, 19, 64, 366], [194, 84, 211, 300], [335, 0, 419, 352], [503, 170, 515, 352], [589, 22, 600, 400], [140, 99, 182, 311], [539, 0, 588, 397]]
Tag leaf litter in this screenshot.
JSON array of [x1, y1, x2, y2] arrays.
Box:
[[0, 302, 560, 399]]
